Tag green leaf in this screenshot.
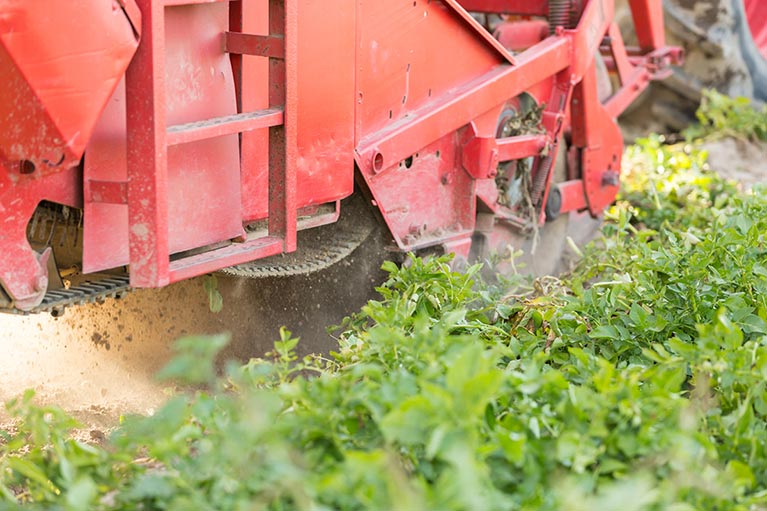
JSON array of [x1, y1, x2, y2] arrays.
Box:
[[726, 460, 755, 492], [65, 478, 97, 511], [381, 395, 434, 445], [7, 457, 58, 494], [590, 325, 620, 340], [203, 274, 224, 313]]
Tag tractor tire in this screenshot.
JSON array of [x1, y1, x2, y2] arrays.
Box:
[[619, 0, 767, 136]]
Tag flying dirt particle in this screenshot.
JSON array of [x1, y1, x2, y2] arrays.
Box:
[[90, 332, 111, 350]]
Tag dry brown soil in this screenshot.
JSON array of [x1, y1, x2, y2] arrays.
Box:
[[0, 236, 388, 431]]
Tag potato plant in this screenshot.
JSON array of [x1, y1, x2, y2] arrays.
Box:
[[3, 114, 767, 509]]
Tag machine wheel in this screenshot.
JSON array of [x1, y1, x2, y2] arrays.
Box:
[[620, 0, 767, 134]]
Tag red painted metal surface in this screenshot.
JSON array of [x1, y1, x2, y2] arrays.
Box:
[[166, 108, 284, 146], [494, 20, 549, 52], [456, 0, 548, 16], [0, 0, 139, 173], [497, 134, 548, 162], [85, 4, 245, 280], [556, 180, 589, 214], [225, 32, 285, 58], [0, 165, 81, 309], [627, 0, 665, 52], [745, 0, 767, 60], [238, 0, 353, 223], [0, 0, 680, 310], [237, 0, 271, 223]]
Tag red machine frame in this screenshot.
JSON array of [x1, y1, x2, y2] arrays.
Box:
[[0, 0, 681, 311]]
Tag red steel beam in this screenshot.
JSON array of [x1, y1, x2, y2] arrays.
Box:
[[456, 0, 548, 15], [163, 0, 228, 6], [356, 36, 571, 175], [268, 0, 298, 252], [168, 237, 283, 282], [627, 0, 666, 53], [497, 134, 547, 162], [126, 0, 170, 288], [166, 108, 284, 146], [225, 32, 285, 59]]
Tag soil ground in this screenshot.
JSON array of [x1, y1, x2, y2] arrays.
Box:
[[0, 234, 388, 432], [702, 137, 767, 191]]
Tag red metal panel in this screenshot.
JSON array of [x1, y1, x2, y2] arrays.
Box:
[[239, 0, 271, 222], [368, 134, 476, 250], [355, 0, 505, 144], [494, 20, 550, 51], [556, 179, 589, 213], [83, 4, 243, 276], [0, 0, 139, 173], [744, 0, 767, 59], [571, 62, 623, 215], [293, 0, 355, 209], [240, 0, 354, 222], [353, 0, 513, 250]]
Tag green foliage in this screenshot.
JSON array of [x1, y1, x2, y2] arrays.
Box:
[[0, 390, 129, 510], [686, 89, 767, 141], [203, 275, 223, 314], [4, 132, 767, 509], [619, 134, 737, 231]]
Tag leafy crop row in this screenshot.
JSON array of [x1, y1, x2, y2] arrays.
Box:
[[3, 134, 767, 509], [686, 89, 767, 141]]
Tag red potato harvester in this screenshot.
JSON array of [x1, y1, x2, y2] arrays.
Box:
[[0, 0, 682, 314]]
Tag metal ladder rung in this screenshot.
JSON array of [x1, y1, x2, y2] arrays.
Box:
[[168, 236, 284, 282], [164, 0, 229, 7], [166, 107, 284, 146]]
